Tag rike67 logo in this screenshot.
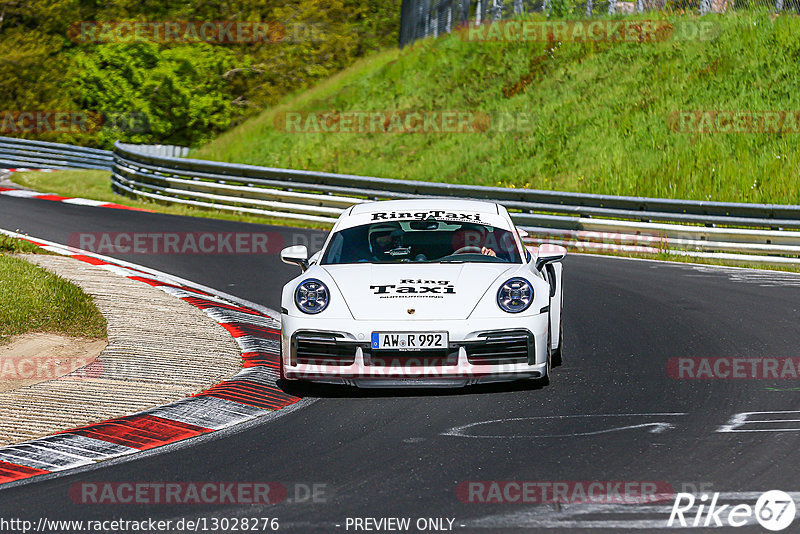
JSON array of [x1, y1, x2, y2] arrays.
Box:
[[668, 490, 796, 531]]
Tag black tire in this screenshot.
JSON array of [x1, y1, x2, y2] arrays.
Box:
[[278, 352, 296, 389], [552, 314, 563, 367], [538, 321, 552, 386], [551, 290, 564, 367]]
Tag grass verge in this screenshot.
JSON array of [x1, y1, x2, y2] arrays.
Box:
[[0, 246, 107, 345], [0, 234, 44, 254]]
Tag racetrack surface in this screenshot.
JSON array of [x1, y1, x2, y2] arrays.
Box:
[[2, 193, 800, 532]]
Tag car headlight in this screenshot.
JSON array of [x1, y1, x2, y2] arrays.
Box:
[[497, 277, 534, 313], [295, 279, 330, 314]]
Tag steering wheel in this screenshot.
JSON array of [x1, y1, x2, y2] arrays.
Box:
[[453, 246, 482, 255]]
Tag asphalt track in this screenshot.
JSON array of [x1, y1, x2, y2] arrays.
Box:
[[2, 192, 800, 532]]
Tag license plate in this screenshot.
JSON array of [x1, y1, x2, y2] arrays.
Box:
[[371, 332, 448, 351]]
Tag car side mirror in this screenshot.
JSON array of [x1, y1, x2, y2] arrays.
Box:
[[281, 245, 309, 271], [535, 244, 567, 271]]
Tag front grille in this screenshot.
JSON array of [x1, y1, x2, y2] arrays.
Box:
[[294, 333, 356, 366], [368, 349, 454, 367], [466, 331, 532, 365]]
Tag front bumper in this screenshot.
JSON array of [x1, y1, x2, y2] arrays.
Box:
[[280, 314, 548, 387]]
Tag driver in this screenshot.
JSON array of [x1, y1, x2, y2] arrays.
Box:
[[368, 222, 404, 260]]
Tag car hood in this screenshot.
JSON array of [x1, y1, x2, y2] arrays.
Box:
[[321, 263, 516, 320]]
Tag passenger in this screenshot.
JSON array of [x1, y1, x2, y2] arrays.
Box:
[[451, 225, 496, 257]]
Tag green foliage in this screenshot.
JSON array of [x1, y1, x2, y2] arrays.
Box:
[[0, 0, 401, 147], [548, 0, 575, 18], [68, 43, 240, 146], [0, 28, 71, 112]]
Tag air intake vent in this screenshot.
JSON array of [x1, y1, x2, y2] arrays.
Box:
[[466, 331, 532, 365], [293, 333, 356, 366]]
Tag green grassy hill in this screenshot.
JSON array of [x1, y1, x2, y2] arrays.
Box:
[[194, 11, 800, 205]]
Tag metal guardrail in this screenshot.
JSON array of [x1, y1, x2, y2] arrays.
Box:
[[111, 142, 800, 266], [1, 136, 797, 265], [117, 143, 189, 158], [0, 136, 113, 170]]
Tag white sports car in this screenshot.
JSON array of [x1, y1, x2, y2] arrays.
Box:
[[279, 199, 565, 388]]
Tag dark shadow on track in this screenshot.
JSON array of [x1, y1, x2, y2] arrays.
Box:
[[278, 377, 550, 398]]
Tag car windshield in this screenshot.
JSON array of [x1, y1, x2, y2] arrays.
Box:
[[321, 220, 522, 265]]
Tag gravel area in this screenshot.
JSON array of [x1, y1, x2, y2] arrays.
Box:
[[0, 254, 242, 446]]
